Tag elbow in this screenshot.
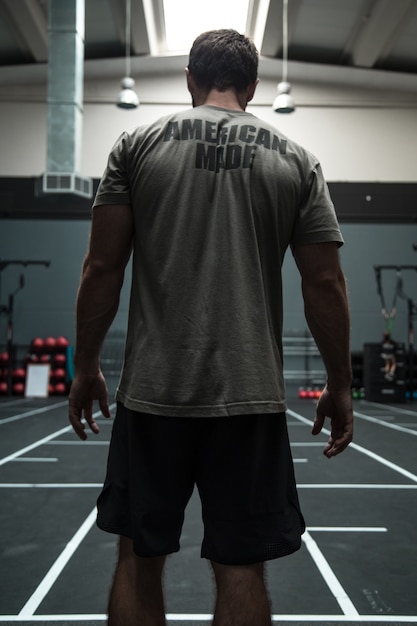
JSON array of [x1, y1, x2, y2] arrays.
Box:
[[85, 254, 119, 274], [83, 257, 126, 289], [303, 267, 346, 292]]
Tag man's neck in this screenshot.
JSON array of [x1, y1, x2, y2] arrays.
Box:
[[197, 88, 248, 112]]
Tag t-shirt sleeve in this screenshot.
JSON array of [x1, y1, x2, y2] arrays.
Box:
[[93, 132, 131, 207], [291, 161, 344, 248]]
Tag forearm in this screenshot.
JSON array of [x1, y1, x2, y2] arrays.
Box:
[[303, 269, 352, 390], [74, 256, 125, 374]]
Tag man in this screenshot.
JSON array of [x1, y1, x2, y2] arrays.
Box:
[[69, 29, 353, 626]]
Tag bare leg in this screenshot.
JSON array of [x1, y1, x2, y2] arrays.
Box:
[[107, 535, 166, 626], [211, 561, 272, 626]]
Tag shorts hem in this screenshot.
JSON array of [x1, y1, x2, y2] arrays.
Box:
[[96, 520, 180, 558], [96, 518, 131, 540], [200, 537, 303, 566]]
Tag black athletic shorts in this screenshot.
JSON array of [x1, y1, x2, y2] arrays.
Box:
[[96, 402, 305, 565]]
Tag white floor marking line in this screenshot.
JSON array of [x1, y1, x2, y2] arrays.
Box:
[[293, 458, 308, 463], [2, 615, 417, 623], [18, 507, 97, 617], [0, 483, 102, 488], [297, 483, 417, 489], [0, 426, 72, 467], [360, 399, 417, 417], [45, 440, 110, 445], [271, 618, 417, 623], [302, 530, 359, 616], [354, 409, 417, 436], [291, 442, 323, 446], [0, 618, 107, 623], [307, 526, 387, 532], [0, 401, 67, 425], [0, 398, 32, 408], [165, 616, 212, 622], [2, 482, 413, 489], [11, 457, 58, 463], [0, 404, 116, 467], [345, 442, 417, 482], [287, 409, 417, 483]]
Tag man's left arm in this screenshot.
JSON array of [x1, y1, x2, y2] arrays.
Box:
[[68, 204, 133, 440], [293, 241, 353, 457]]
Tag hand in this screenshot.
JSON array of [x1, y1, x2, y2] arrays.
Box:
[[312, 385, 353, 458], [68, 370, 111, 440]]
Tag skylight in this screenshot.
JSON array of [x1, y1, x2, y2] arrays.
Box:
[[162, 0, 251, 53]]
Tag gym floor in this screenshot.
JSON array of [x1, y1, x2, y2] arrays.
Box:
[[0, 382, 416, 626]]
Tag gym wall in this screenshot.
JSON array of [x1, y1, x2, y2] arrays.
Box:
[[1, 72, 417, 180], [0, 71, 416, 357]]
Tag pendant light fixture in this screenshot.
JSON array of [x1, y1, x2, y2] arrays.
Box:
[[273, 0, 295, 113], [117, 0, 139, 109]]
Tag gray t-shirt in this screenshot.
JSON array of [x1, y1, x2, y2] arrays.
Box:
[[94, 105, 343, 417]]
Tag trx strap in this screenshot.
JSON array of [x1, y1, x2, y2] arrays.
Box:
[[375, 267, 402, 334]]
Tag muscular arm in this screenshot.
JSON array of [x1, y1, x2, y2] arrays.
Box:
[[69, 204, 133, 439], [293, 242, 353, 457]]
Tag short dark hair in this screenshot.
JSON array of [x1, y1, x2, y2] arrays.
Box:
[[188, 29, 258, 93]]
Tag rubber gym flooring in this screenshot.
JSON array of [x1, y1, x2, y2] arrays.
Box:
[[0, 381, 416, 626]]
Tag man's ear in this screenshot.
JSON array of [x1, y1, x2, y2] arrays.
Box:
[[185, 67, 193, 94], [246, 79, 259, 104]]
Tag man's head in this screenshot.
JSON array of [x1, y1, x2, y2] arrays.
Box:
[[186, 29, 258, 102]]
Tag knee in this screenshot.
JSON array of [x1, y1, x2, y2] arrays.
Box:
[[117, 535, 166, 580], [211, 560, 266, 591]]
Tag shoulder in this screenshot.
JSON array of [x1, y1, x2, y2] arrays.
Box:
[[247, 114, 320, 165], [128, 109, 195, 138]]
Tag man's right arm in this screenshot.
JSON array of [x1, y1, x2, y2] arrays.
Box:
[[68, 204, 133, 439]]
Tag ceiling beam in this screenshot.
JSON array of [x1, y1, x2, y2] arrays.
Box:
[[110, 0, 151, 57], [109, 0, 125, 45], [260, 0, 302, 58], [347, 0, 415, 68], [2, 0, 48, 62], [130, 0, 151, 55]]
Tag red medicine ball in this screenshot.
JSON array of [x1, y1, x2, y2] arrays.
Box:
[[54, 383, 67, 395], [13, 382, 25, 395], [0, 351, 9, 364], [56, 336, 69, 348], [32, 338, 44, 352], [44, 337, 57, 351]]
